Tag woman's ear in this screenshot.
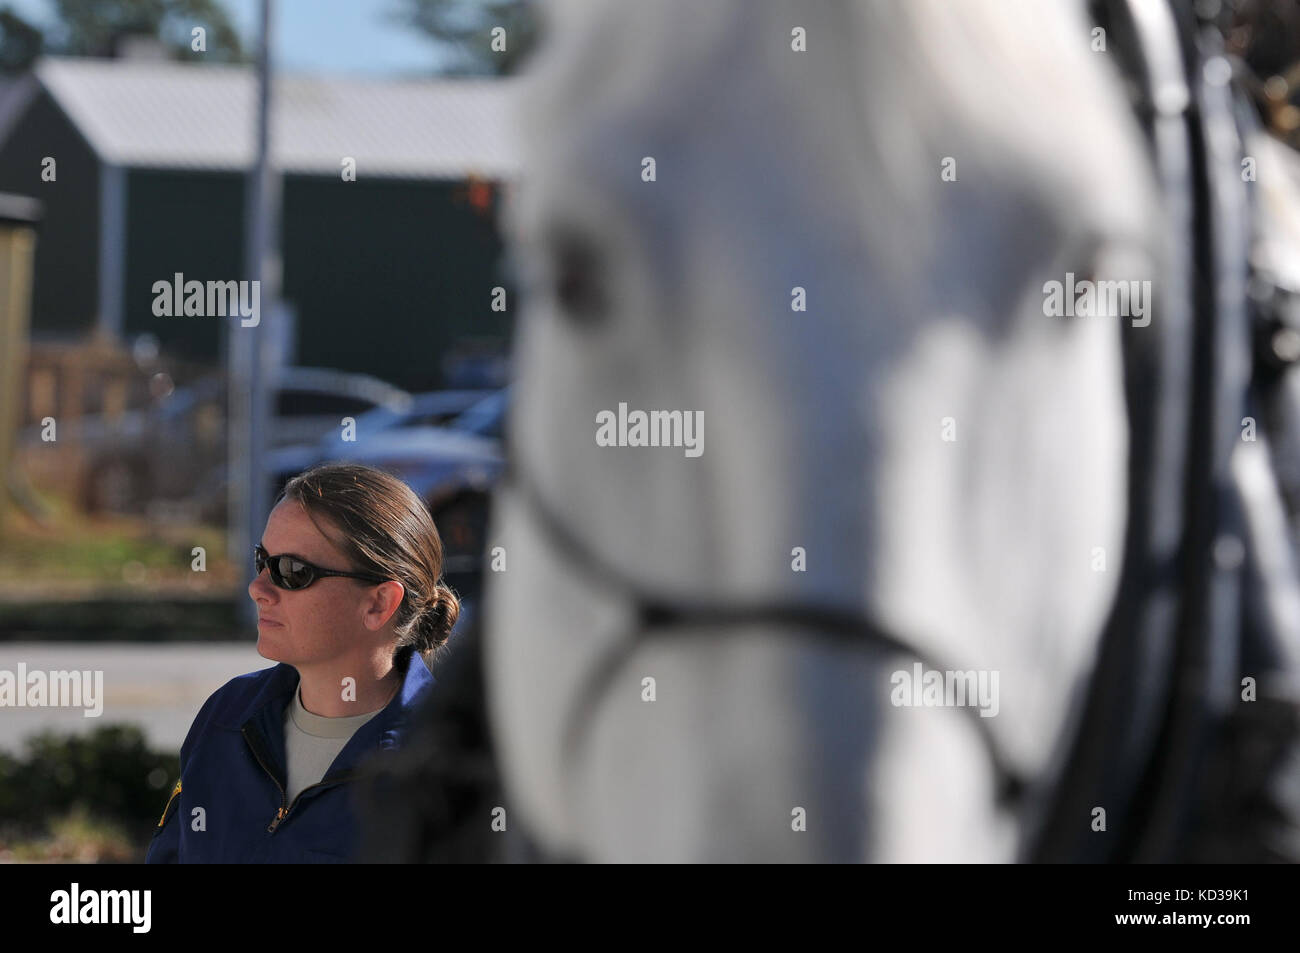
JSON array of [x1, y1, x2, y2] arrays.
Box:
[[362, 580, 406, 631]]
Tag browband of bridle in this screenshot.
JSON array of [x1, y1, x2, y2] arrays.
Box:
[[498, 455, 1030, 812]]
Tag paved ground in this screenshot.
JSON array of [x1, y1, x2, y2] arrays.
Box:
[[0, 642, 266, 755]]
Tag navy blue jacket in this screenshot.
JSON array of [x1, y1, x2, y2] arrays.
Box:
[[146, 657, 435, 863]]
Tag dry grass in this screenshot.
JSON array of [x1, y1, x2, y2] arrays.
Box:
[[0, 486, 237, 598], [0, 807, 139, 863]]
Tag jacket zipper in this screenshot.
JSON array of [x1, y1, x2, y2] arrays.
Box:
[[242, 724, 357, 833], [275, 775, 357, 830], [242, 725, 290, 832]]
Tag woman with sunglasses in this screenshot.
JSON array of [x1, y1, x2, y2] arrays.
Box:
[[146, 462, 460, 863]]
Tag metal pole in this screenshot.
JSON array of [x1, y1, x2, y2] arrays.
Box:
[[228, 0, 279, 627]]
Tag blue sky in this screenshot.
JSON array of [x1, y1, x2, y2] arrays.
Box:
[[10, 0, 450, 75]]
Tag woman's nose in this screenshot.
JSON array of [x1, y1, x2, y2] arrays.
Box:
[[249, 571, 278, 603]]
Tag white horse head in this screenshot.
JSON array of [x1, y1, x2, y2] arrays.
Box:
[[485, 0, 1163, 860]]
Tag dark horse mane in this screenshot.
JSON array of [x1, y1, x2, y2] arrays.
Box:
[[353, 619, 545, 862]]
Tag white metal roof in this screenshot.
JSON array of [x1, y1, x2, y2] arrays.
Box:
[[33, 56, 521, 179]]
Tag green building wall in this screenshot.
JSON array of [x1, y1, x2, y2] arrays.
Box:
[[122, 170, 513, 392]]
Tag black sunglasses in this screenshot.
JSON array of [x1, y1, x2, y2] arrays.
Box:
[[254, 544, 389, 591]]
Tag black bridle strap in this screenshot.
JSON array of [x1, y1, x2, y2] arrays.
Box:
[[498, 460, 1029, 810]]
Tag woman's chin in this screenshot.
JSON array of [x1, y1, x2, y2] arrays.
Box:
[[256, 631, 287, 661]]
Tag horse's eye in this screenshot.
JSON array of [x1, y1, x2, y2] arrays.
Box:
[[550, 231, 608, 327]]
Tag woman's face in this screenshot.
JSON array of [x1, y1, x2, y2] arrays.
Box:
[[249, 499, 379, 668]]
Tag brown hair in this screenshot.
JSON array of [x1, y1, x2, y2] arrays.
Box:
[[275, 462, 461, 673]]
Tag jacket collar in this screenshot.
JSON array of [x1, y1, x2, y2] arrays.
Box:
[[233, 657, 436, 786]]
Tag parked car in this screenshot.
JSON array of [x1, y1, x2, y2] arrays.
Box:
[[73, 374, 226, 516], [269, 366, 414, 448], [269, 420, 504, 506], [444, 388, 508, 440], [265, 388, 493, 481], [50, 366, 415, 517]]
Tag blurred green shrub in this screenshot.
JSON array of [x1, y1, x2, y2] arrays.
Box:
[[0, 724, 179, 857]]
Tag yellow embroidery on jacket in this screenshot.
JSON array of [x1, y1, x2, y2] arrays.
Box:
[[157, 779, 182, 828]]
